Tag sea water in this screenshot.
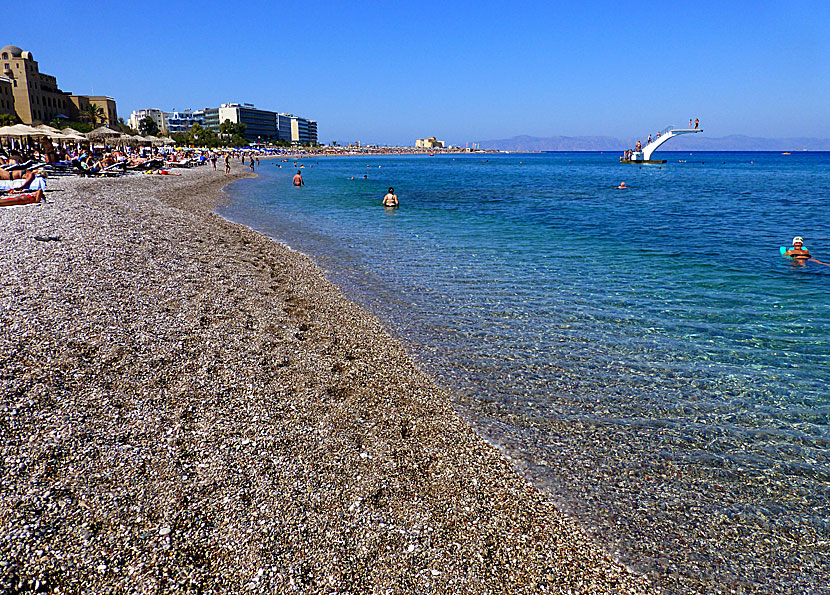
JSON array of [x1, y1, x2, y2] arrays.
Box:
[[220, 152, 830, 594]]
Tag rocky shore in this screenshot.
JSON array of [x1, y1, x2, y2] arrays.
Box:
[[1, 165, 654, 593]]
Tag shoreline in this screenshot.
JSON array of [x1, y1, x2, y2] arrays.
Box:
[[1, 164, 653, 593]]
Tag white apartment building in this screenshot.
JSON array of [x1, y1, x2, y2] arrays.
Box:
[[128, 108, 167, 133]]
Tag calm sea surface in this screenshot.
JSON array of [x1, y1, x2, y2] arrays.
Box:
[[220, 152, 830, 594]]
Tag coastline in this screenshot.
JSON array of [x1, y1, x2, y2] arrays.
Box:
[[1, 165, 653, 593]]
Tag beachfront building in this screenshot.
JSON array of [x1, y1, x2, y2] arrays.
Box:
[[165, 109, 205, 134], [276, 113, 317, 144], [415, 137, 445, 149], [128, 108, 167, 133], [291, 116, 318, 144], [203, 103, 278, 143], [1, 44, 118, 126], [1, 44, 75, 124], [276, 113, 292, 142], [68, 95, 118, 127], [0, 75, 14, 118]]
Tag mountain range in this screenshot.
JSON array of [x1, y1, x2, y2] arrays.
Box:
[[474, 134, 830, 152]]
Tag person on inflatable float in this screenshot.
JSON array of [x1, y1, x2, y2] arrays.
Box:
[[782, 236, 829, 266]]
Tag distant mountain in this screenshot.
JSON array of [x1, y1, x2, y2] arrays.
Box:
[[475, 134, 830, 152]]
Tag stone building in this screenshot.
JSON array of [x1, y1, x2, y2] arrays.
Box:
[[0, 75, 14, 118], [1, 44, 75, 124], [68, 95, 118, 127], [1, 44, 117, 125], [415, 136, 445, 149]]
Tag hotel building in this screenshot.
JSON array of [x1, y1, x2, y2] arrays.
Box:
[[1, 44, 117, 125], [127, 108, 167, 133], [0, 75, 14, 117], [165, 109, 205, 134], [204, 103, 277, 142]]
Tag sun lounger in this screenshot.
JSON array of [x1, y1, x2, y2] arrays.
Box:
[[2, 160, 38, 172]]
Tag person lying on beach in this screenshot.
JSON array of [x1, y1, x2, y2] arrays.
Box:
[[783, 236, 829, 266], [382, 187, 399, 207], [0, 169, 41, 187], [145, 169, 181, 176], [0, 188, 44, 207]]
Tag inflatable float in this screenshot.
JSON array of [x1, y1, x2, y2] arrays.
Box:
[[780, 246, 808, 259]]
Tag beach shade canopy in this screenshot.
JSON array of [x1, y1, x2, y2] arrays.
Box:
[[87, 125, 122, 139], [58, 129, 88, 140], [35, 124, 65, 135], [43, 131, 74, 141], [0, 124, 49, 137]]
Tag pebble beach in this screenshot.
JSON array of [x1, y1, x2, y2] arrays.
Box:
[[0, 165, 654, 594]]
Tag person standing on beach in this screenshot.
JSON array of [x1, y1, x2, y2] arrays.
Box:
[[382, 187, 399, 208], [250, 158, 255, 172], [224, 153, 231, 175], [210, 153, 217, 170], [293, 170, 304, 187]]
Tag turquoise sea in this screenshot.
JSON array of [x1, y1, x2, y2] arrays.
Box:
[[220, 152, 830, 595]]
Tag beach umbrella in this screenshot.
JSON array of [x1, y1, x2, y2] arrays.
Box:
[[35, 124, 65, 135], [58, 129, 88, 141], [0, 124, 47, 137], [86, 125, 121, 140], [0, 125, 25, 138]]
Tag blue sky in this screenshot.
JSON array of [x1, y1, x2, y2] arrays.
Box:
[[7, 0, 829, 144]]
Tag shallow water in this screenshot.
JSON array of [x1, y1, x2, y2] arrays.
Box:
[[220, 152, 830, 594]]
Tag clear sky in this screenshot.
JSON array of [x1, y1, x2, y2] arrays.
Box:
[[6, 0, 829, 145]]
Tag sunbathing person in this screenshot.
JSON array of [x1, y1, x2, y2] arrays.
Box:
[[0, 188, 44, 207], [0, 168, 41, 186]]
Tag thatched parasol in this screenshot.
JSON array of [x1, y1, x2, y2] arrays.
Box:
[[86, 125, 122, 140], [59, 129, 88, 141]]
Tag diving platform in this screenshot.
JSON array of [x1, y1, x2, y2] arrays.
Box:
[[620, 127, 703, 163]]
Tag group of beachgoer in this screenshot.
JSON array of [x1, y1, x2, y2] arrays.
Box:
[[288, 165, 398, 208], [689, 118, 700, 129]]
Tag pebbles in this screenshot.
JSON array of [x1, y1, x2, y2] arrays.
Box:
[[1, 164, 653, 593]]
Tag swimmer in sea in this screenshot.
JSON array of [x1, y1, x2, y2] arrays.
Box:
[[293, 170, 304, 187], [783, 236, 829, 266], [382, 187, 399, 208], [617, 181, 627, 189]]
